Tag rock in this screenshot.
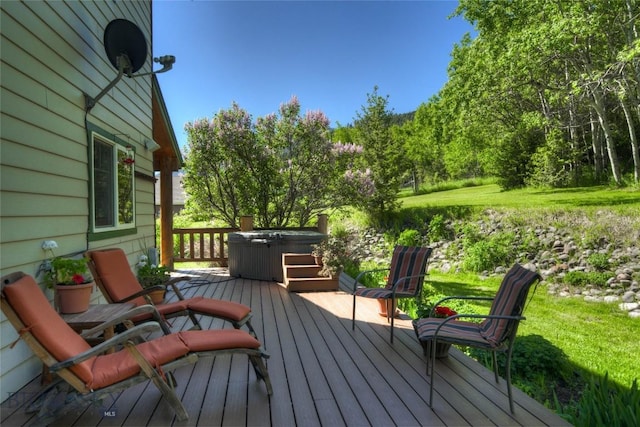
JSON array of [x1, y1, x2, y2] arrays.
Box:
[[619, 302, 639, 311]]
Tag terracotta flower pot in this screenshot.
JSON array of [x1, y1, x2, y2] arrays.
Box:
[[55, 282, 93, 314], [148, 289, 166, 304], [377, 298, 400, 318], [427, 341, 452, 359]]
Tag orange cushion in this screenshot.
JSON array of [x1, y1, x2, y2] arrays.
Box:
[[187, 297, 251, 321], [129, 300, 190, 323], [178, 329, 260, 352], [89, 249, 147, 306], [90, 334, 190, 389], [89, 329, 260, 389], [3, 275, 95, 386]]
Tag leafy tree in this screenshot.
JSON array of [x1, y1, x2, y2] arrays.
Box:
[[416, 0, 640, 188], [353, 86, 406, 224], [183, 97, 365, 228], [182, 103, 254, 226]]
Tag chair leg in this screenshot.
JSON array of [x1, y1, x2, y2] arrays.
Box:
[[428, 339, 436, 408], [124, 342, 189, 421], [506, 347, 515, 413], [352, 294, 357, 330], [249, 354, 273, 395], [245, 318, 256, 337], [492, 351, 499, 383], [188, 312, 202, 330], [389, 299, 395, 343]]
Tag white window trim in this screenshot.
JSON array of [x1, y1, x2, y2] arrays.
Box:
[[90, 131, 136, 234]]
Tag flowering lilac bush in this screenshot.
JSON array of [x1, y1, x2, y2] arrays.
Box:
[[183, 97, 369, 228]]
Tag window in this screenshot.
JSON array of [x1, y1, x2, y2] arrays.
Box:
[[90, 130, 136, 236]]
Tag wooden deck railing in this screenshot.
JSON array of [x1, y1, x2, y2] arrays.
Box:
[[172, 215, 328, 266], [172, 226, 322, 266], [172, 227, 238, 265]]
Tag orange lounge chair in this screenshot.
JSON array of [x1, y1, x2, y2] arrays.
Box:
[[86, 248, 256, 336], [1, 272, 272, 425]]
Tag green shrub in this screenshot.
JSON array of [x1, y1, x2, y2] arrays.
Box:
[[428, 214, 451, 242], [587, 252, 611, 271], [563, 271, 611, 287], [458, 223, 482, 247], [396, 229, 423, 247], [352, 260, 387, 288], [517, 228, 543, 257], [468, 335, 574, 406], [560, 374, 640, 427], [462, 232, 515, 272]]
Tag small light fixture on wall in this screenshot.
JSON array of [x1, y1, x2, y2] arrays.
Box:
[[85, 19, 175, 112]]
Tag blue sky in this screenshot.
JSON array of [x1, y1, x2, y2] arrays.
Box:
[[152, 1, 473, 149]]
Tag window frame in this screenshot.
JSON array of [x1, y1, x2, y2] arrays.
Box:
[[88, 124, 137, 241]]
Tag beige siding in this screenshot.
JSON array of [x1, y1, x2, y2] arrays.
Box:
[[0, 0, 157, 398]]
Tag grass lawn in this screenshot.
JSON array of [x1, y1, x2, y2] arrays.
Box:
[[400, 183, 640, 211]]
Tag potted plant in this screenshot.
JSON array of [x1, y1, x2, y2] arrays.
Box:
[[311, 234, 349, 278], [136, 255, 171, 304], [376, 276, 400, 318], [424, 305, 458, 358], [45, 257, 94, 314]]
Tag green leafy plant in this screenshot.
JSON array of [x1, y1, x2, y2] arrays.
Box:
[[559, 374, 640, 427], [396, 229, 422, 247], [563, 271, 611, 288], [586, 252, 611, 271], [468, 335, 576, 407], [462, 232, 515, 272], [312, 234, 352, 277], [136, 263, 170, 288], [45, 257, 92, 287], [136, 250, 171, 289], [428, 214, 451, 242]]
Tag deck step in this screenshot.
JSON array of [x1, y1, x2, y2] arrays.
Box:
[[282, 253, 317, 265], [281, 252, 338, 291], [285, 264, 323, 278], [284, 277, 339, 292]]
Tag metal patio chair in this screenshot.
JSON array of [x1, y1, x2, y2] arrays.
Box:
[[352, 245, 432, 343], [413, 263, 541, 413]]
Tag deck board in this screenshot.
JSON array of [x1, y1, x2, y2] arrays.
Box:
[[0, 268, 571, 427]]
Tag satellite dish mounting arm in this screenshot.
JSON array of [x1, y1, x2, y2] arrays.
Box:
[[85, 54, 132, 111]]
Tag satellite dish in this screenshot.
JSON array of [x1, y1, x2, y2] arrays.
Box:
[[103, 19, 147, 75]]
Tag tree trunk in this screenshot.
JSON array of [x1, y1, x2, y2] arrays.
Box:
[[590, 88, 622, 185], [620, 97, 640, 183], [590, 109, 604, 180]]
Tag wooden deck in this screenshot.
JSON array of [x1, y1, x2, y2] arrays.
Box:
[[1, 269, 570, 426]]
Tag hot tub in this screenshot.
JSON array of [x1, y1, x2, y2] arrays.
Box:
[[228, 230, 326, 282]]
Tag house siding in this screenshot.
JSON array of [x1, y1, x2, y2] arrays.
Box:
[[0, 0, 158, 399]]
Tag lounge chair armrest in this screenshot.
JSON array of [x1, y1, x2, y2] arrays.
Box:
[[115, 287, 163, 303], [353, 268, 391, 291], [50, 322, 163, 372], [164, 276, 191, 300], [80, 305, 161, 339]]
